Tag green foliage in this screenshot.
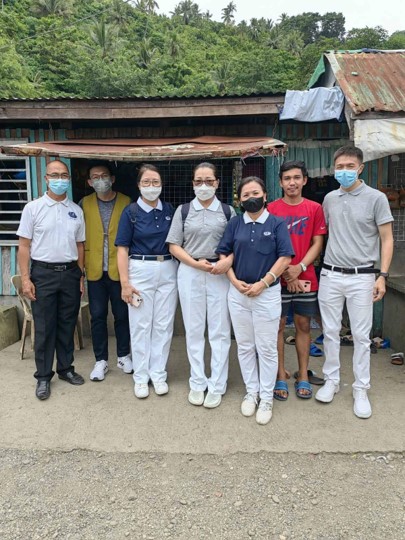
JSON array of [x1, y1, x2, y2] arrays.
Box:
[[0, 0, 401, 99]]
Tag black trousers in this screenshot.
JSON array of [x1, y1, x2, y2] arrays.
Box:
[[31, 264, 82, 381]]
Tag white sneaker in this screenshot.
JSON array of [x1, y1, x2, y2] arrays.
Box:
[[353, 389, 372, 419], [134, 383, 149, 399], [153, 381, 169, 395], [90, 360, 108, 381], [315, 380, 340, 403], [256, 400, 273, 425], [188, 390, 205, 406], [203, 392, 222, 409], [117, 355, 133, 374], [241, 393, 258, 417]]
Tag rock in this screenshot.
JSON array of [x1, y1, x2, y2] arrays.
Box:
[[234, 501, 242, 507], [311, 499, 319, 506], [272, 495, 280, 504], [179, 500, 187, 505]]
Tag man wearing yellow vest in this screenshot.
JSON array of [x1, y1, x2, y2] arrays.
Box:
[[81, 163, 132, 381]]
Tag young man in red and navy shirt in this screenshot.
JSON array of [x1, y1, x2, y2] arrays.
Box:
[[267, 161, 327, 401]]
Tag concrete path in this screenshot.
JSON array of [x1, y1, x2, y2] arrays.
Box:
[[0, 337, 404, 454]]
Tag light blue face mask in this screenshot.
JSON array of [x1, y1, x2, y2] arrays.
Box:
[[334, 169, 358, 188], [48, 179, 70, 196]]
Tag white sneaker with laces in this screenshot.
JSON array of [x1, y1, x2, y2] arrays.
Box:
[[117, 355, 133, 374], [153, 381, 169, 395], [203, 392, 222, 409], [315, 380, 340, 403], [90, 360, 108, 381], [188, 390, 205, 406], [256, 400, 273, 425], [241, 393, 258, 417], [353, 389, 372, 419], [134, 383, 149, 399]]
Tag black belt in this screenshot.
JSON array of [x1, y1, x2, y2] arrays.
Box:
[[193, 257, 219, 263], [129, 254, 173, 262], [322, 264, 379, 274], [31, 260, 78, 271]]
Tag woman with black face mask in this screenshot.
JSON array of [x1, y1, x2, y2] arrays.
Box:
[[216, 176, 294, 425]]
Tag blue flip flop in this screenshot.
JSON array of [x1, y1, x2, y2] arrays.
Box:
[[273, 380, 289, 401], [314, 333, 324, 345], [309, 343, 324, 357], [294, 380, 313, 399]]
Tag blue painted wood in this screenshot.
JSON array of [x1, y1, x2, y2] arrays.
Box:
[[38, 129, 48, 195], [0, 247, 3, 295], [29, 130, 39, 199], [10, 246, 17, 295]]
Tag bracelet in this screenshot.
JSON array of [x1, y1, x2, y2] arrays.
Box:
[[266, 271, 277, 282], [260, 278, 270, 288]]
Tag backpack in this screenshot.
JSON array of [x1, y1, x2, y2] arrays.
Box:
[[181, 201, 232, 226]]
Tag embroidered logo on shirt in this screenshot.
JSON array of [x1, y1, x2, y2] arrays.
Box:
[[68, 212, 77, 219], [263, 231, 271, 236], [165, 216, 172, 220]]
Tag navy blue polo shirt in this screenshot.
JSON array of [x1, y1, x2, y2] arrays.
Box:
[[115, 198, 174, 256], [216, 209, 294, 283]]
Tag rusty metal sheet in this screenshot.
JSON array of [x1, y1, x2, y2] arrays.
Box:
[[0, 136, 286, 161], [326, 51, 405, 115]]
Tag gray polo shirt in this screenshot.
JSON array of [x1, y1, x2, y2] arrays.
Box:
[[166, 197, 236, 259], [323, 181, 393, 267]]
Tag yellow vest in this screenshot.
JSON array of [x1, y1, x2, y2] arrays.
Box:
[[82, 192, 131, 281]]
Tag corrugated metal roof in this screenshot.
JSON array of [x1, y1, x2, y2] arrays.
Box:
[[0, 91, 285, 103], [0, 136, 286, 161], [325, 50, 405, 115]]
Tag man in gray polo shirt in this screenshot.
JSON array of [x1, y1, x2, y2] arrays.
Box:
[[316, 145, 394, 419]]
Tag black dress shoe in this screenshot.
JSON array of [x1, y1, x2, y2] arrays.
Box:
[[36, 380, 51, 400], [58, 371, 85, 385]]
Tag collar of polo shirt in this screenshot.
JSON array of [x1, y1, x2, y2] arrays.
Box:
[[44, 192, 69, 206], [243, 208, 269, 224], [192, 196, 220, 212], [338, 179, 366, 197], [137, 196, 163, 213]]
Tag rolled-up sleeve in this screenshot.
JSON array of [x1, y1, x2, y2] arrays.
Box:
[[165, 206, 184, 246]]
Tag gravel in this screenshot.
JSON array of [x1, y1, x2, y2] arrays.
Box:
[[1, 449, 404, 539]]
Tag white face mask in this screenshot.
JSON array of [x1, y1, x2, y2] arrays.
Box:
[[140, 186, 162, 201], [194, 184, 216, 201], [92, 178, 112, 194]]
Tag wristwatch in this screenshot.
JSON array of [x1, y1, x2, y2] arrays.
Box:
[[299, 262, 307, 272], [379, 272, 389, 279]]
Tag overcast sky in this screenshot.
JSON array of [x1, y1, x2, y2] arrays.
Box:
[[155, 0, 404, 35]]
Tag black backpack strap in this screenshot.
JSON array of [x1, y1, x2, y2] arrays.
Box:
[[181, 202, 190, 225], [129, 202, 138, 224], [221, 202, 232, 221]]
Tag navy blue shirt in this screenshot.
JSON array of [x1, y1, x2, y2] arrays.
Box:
[[115, 198, 174, 256], [216, 210, 294, 283]]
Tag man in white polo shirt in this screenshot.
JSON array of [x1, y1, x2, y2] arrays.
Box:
[[316, 146, 394, 419], [17, 160, 86, 400]]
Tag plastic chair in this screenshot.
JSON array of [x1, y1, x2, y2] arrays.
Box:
[[10, 275, 34, 360]]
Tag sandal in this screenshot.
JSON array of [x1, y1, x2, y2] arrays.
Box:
[[293, 369, 324, 386], [285, 336, 295, 345], [294, 380, 313, 399], [309, 343, 324, 357], [340, 336, 353, 346], [273, 380, 289, 401], [314, 333, 324, 345], [391, 353, 404, 365]]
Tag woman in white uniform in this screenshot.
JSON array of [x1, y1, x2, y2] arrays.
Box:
[[116, 164, 178, 399], [217, 176, 294, 425], [167, 162, 236, 409]]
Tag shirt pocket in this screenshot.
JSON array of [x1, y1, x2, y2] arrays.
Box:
[[256, 233, 276, 255]]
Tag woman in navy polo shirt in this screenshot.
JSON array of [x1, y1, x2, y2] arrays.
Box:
[[217, 176, 294, 425], [116, 164, 177, 399]]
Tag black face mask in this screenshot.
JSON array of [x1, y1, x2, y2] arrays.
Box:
[[241, 196, 264, 213]]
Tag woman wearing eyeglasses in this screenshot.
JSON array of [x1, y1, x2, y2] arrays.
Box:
[[116, 164, 178, 399], [167, 162, 236, 409]]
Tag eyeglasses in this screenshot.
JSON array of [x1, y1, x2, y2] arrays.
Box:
[[140, 180, 161, 187], [193, 178, 216, 187], [47, 173, 70, 180], [90, 174, 110, 181]]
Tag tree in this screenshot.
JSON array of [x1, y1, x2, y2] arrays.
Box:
[[211, 61, 233, 92], [345, 26, 389, 49], [33, 0, 75, 17], [320, 12, 345, 41], [221, 2, 236, 26], [171, 0, 201, 25], [88, 19, 120, 59], [0, 37, 39, 97], [166, 31, 182, 59], [387, 30, 405, 49], [137, 36, 158, 68], [108, 0, 131, 27]]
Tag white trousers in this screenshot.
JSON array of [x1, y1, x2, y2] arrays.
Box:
[[128, 259, 178, 384], [228, 283, 281, 402], [177, 262, 231, 395], [318, 269, 375, 390]]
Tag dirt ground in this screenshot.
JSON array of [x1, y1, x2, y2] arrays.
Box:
[[0, 336, 404, 539]]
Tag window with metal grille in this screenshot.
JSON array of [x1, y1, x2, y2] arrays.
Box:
[[0, 141, 31, 244]]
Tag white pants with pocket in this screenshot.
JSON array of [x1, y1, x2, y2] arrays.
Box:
[[177, 262, 231, 395], [128, 259, 178, 384], [318, 269, 375, 390], [228, 282, 281, 402]]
